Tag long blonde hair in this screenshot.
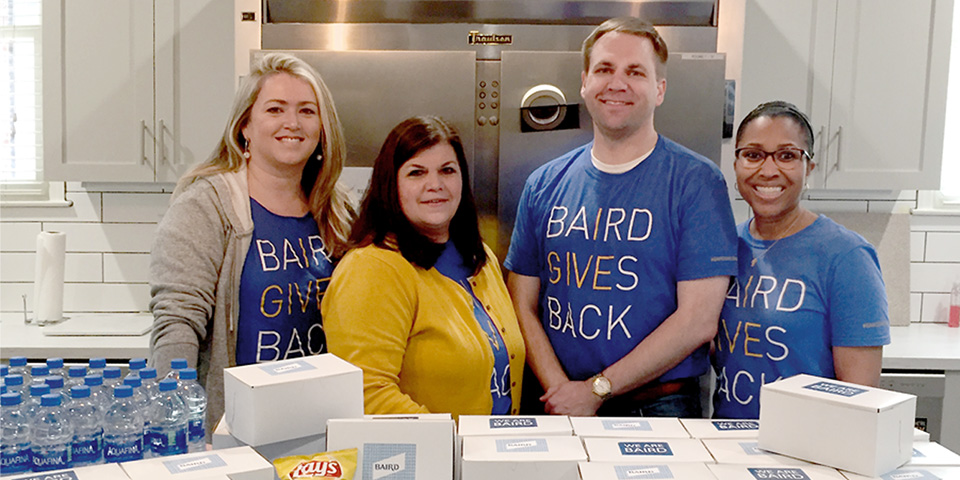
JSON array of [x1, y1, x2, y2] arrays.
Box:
[[178, 53, 354, 258]]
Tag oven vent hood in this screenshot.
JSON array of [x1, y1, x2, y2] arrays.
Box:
[[264, 0, 718, 26]]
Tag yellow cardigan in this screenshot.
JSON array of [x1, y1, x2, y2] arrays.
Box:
[[322, 243, 525, 419]]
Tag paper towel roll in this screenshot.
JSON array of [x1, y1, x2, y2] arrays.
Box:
[[33, 231, 66, 323]]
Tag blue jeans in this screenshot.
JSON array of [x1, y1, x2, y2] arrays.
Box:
[[596, 379, 702, 417]]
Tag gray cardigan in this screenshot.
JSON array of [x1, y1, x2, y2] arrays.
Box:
[[149, 168, 253, 439]]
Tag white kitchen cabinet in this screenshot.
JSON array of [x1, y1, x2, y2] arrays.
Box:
[[42, 0, 260, 182], [740, 0, 954, 190]]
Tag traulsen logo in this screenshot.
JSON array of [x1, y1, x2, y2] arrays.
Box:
[[748, 468, 811, 480], [362, 444, 415, 480], [618, 442, 673, 456]]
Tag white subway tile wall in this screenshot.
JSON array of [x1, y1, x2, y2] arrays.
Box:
[[1, 185, 958, 323]]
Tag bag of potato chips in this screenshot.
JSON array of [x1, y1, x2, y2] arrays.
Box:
[[273, 448, 358, 480]]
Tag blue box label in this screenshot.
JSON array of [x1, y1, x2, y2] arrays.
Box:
[[362, 443, 416, 480], [490, 417, 538, 429], [712, 420, 760, 431], [615, 465, 675, 479], [603, 420, 652, 431], [259, 359, 316, 376], [10, 472, 80, 480], [740, 442, 765, 455], [495, 438, 548, 453], [619, 442, 673, 456], [748, 468, 812, 480], [881, 470, 941, 480], [802, 381, 867, 397], [163, 454, 228, 474]]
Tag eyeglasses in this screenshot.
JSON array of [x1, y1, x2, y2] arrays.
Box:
[[734, 147, 811, 169]]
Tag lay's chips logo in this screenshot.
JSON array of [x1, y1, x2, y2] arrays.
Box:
[[290, 460, 343, 478]]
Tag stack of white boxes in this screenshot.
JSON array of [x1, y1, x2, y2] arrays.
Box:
[[459, 415, 586, 480]]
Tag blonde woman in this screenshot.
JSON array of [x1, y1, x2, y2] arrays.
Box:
[[149, 53, 353, 438]]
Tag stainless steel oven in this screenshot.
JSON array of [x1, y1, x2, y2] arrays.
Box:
[[258, 0, 726, 257]]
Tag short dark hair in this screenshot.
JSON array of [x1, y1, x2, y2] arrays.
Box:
[[736, 101, 815, 153], [350, 116, 487, 275], [582, 17, 669, 78]]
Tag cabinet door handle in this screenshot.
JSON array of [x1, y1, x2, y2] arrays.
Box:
[[140, 120, 149, 166], [835, 125, 842, 171], [818, 126, 826, 188], [158, 119, 167, 165]]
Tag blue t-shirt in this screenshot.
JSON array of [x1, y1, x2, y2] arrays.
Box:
[[434, 242, 512, 415], [236, 199, 334, 365], [504, 136, 738, 382], [712, 215, 891, 419]]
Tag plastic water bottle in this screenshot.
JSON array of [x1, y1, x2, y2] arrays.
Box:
[[164, 358, 189, 380], [139, 368, 160, 401], [102, 385, 144, 463], [128, 358, 147, 374], [46, 358, 65, 379], [29, 365, 49, 385], [3, 374, 25, 397], [83, 375, 109, 412], [65, 366, 88, 392], [88, 358, 106, 378], [123, 375, 149, 412], [30, 394, 73, 472], [67, 386, 103, 467], [23, 384, 50, 421], [8, 357, 29, 382], [1, 392, 32, 475], [145, 379, 188, 458], [102, 367, 122, 389], [44, 376, 70, 407], [178, 368, 207, 452]]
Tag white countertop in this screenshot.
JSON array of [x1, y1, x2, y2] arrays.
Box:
[[0, 312, 152, 360], [884, 324, 960, 371]]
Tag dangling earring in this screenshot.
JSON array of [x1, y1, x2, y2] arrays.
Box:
[[316, 154, 323, 162], [242, 139, 251, 159]]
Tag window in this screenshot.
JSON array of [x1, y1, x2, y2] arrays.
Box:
[[1, 0, 42, 192]]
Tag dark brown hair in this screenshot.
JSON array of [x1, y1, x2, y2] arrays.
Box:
[[350, 116, 487, 275]]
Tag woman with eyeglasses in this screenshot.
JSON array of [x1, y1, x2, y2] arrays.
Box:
[[711, 101, 890, 419]]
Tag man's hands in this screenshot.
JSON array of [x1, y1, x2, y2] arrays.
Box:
[[540, 378, 604, 416]]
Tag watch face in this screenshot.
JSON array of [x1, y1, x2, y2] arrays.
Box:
[[593, 375, 612, 397]]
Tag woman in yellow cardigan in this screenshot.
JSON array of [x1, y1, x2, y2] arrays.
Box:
[[322, 116, 525, 418]]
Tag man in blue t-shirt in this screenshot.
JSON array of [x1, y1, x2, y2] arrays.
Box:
[[504, 17, 738, 417]]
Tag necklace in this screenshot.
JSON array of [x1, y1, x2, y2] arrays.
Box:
[[750, 213, 804, 267]]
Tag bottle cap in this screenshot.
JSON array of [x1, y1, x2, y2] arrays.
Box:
[[158, 378, 179, 392], [1, 364, 8, 376], [113, 385, 133, 398], [88, 358, 107, 369], [71, 385, 91, 399], [83, 375, 103, 387], [68, 366, 88, 378], [171, 358, 189, 370], [31, 365, 49, 377], [3, 374, 24, 386], [30, 384, 50, 397], [103, 367, 121, 379], [179, 368, 198, 381], [1, 392, 21, 406], [40, 393, 61, 407], [139, 367, 157, 379], [123, 376, 142, 388], [44, 376, 64, 389], [46, 358, 64, 369], [9, 356, 27, 367], [128, 358, 147, 370]]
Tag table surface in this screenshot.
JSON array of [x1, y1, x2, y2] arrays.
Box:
[[0, 312, 152, 360], [883, 324, 960, 371]]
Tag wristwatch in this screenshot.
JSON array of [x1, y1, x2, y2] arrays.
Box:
[[590, 373, 613, 400]]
